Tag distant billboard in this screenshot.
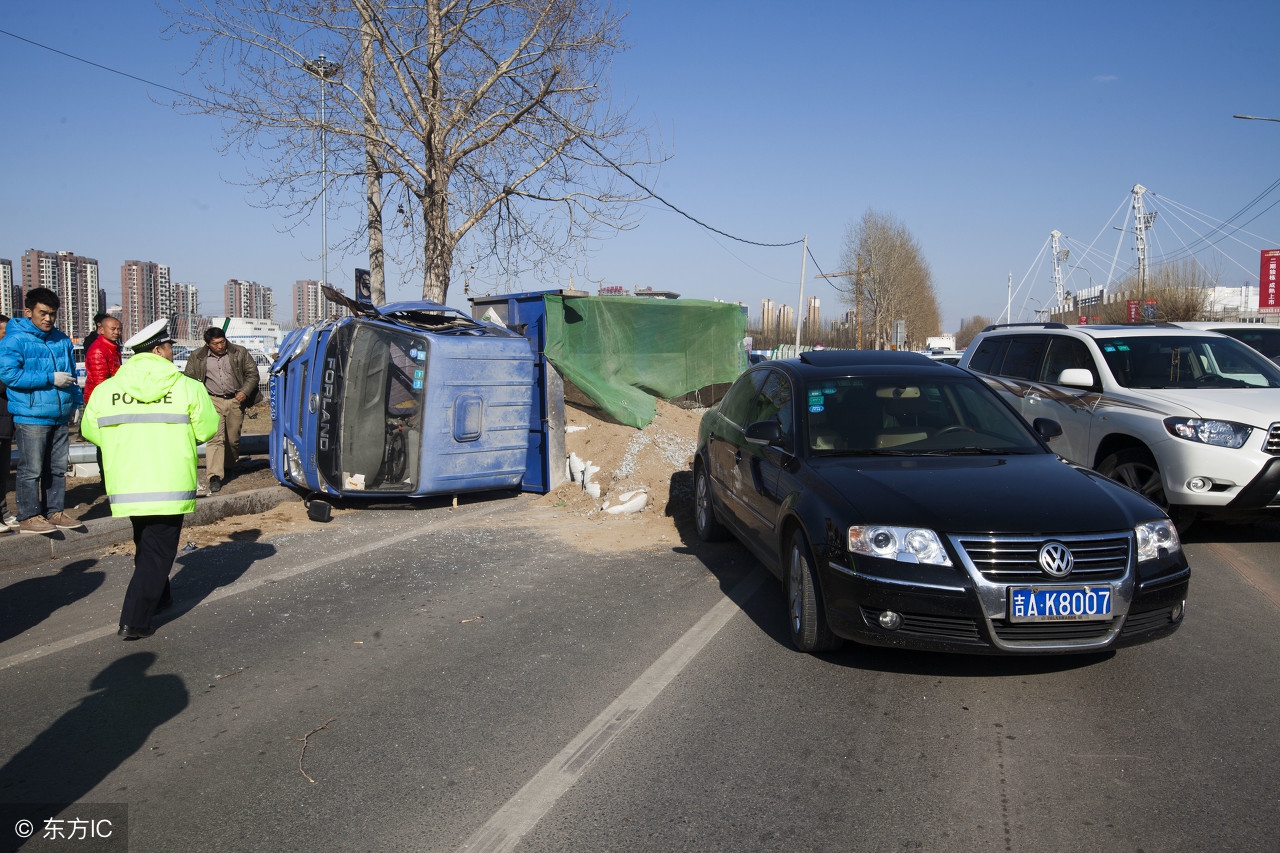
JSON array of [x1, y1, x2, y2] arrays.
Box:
[[1260, 250, 1280, 314]]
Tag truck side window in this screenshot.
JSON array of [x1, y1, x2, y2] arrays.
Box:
[[965, 337, 1009, 375], [1000, 336, 1046, 380]]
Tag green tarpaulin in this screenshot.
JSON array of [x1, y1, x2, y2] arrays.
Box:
[[543, 296, 748, 428]]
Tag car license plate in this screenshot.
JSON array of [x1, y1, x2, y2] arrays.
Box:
[[1009, 586, 1112, 623]]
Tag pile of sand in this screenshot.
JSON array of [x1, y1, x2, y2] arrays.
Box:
[[522, 399, 706, 550]]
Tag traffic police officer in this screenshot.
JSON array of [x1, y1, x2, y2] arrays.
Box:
[[81, 320, 219, 639]]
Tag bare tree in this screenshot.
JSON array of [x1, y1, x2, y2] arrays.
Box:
[[837, 209, 941, 349], [956, 315, 994, 349], [164, 0, 661, 304], [1089, 258, 1216, 323]]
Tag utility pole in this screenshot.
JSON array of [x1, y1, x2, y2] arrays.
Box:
[[794, 235, 808, 350], [817, 251, 870, 349]]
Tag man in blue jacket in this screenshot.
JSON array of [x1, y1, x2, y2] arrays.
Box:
[[0, 287, 86, 534]]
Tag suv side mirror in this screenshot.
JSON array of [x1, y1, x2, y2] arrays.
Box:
[[1057, 368, 1095, 389], [1033, 418, 1063, 440], [745, 420, 783, 446]]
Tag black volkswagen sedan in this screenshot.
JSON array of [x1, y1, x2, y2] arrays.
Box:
[[693, 350, 1189, 655]]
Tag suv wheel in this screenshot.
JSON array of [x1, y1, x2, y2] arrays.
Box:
[[1098, 448, 1196, 532]]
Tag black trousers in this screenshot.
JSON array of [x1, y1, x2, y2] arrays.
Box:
[[121, 514, 183, 629]]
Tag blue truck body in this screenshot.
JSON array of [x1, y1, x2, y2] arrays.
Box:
[[269, 295, 539, 498]]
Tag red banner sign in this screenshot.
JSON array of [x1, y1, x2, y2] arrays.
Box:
[[1261, 250, 1280, 314]]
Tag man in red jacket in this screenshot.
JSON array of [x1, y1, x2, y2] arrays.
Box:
[[83, 315, 122, 488]]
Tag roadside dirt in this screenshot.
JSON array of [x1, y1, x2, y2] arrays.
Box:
[[65, 398, 707, 554]]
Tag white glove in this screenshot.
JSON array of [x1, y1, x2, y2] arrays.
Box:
[[53, 372, 75, 389]]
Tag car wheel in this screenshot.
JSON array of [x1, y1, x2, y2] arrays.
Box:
[[1097, 448, 1196, 533], [694, 464, 730, 542], [786, 529, 842, 653]]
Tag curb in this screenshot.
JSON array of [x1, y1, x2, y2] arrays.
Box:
[[0, 485, 297, 573]]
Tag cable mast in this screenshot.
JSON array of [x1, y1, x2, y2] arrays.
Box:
[[1132, 184, 1157, 311], [1050, 230, 1066, 311]]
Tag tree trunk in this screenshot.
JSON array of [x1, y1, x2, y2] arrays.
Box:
[[361, 1, 385, 305]]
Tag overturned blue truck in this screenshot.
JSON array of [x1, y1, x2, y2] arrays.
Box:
[[268, 286, 748, 499]]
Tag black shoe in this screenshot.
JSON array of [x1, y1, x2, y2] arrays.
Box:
[[118, 625, 155, 641], [209, 476, 222, 494]]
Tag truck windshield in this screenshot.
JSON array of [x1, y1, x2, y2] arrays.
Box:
[[321, 323, 427, 492]]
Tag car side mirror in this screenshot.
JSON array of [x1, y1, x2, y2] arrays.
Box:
[[1033, 418, 1063, 440], [745, 420, 782, 446], [1057, 368, 1095, 389]]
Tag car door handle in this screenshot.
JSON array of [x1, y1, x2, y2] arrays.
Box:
[[734, 450, 743, 464]]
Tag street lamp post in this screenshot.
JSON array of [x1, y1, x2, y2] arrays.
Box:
[[304, 54, 342, 290]]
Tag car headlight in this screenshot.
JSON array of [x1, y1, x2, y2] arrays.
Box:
[[1164, 417, 1251, 449], [848, 525, 952, 566], [1135, 519, 1181, 562]]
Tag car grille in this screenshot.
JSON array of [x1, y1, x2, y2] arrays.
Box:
[[1265, 423, 1280, 455], [991, 619, 1116, 642], [955, 533, 1130, 583]]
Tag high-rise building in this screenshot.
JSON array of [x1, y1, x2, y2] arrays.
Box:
[[805, 296, 821, 338], [0, 259, 14, 318], [22, 249, 101, 340], [168, 282, 203, 342], [225, 279, 275, 321], [120, 260, 172, 342], [292, 279, 350, 327], [760, 298, 776, 337], [777, 304, 795, 334]]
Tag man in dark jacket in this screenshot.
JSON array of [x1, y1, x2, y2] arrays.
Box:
[[0, 313, 15, 535], [183, 327, 259, 493], [0, 288, 85, 534]]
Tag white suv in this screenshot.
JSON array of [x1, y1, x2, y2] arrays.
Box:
[[959, 323, 1280, 528]]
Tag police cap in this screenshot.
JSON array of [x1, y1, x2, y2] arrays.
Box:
[[125, 319, 175, 352]]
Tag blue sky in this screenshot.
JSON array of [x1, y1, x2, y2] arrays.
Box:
[[3, 1, 1279, 332]]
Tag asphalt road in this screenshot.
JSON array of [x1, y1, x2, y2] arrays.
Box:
[[1, 499, 1277, 853]]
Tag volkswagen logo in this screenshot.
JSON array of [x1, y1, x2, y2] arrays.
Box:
[[1038, 542, 1074, 578]]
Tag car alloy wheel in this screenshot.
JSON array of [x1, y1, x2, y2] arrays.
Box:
[[786, 530, 841, 653], [694, 465, 730, 542]]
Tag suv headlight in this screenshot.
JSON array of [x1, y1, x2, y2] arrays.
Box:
[[848, 525, 952, 566], [1164, 417, 1252, 449], [1135, 519, 1181, 562]]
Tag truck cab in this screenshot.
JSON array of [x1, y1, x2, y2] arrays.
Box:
[[269, 289, 537, 498]]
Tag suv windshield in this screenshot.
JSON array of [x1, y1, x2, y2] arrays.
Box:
[[806, 375, 1044, 455], [1096, 335, 1280, 389]]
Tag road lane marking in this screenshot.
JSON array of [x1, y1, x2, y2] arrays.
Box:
[[457, 568, 767, 853]]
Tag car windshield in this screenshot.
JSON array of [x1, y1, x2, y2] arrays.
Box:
[[1096, 335, 1280, 389], [805, 374, 1044, 455], [1213, 327, 1280, 362]]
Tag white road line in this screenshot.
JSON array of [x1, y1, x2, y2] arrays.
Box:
[[457, 568, 767, 853], [0, 513, 477, 672]]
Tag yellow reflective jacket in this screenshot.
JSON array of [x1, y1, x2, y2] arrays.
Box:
[[81, 353, 219, 517]]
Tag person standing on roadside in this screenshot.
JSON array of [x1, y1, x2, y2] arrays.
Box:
[[81, 311, 109, 355], [184, 327, 258, 493], [81, 320, 218, 640], [0, 314, 15, 535], [83, 316, 123, 489], [0, 287, 85, 535]]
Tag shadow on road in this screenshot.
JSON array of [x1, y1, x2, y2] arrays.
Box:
[[0, 560, 105, 645], [162, 530, 276, 624], [0, 652, 188, 804]]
